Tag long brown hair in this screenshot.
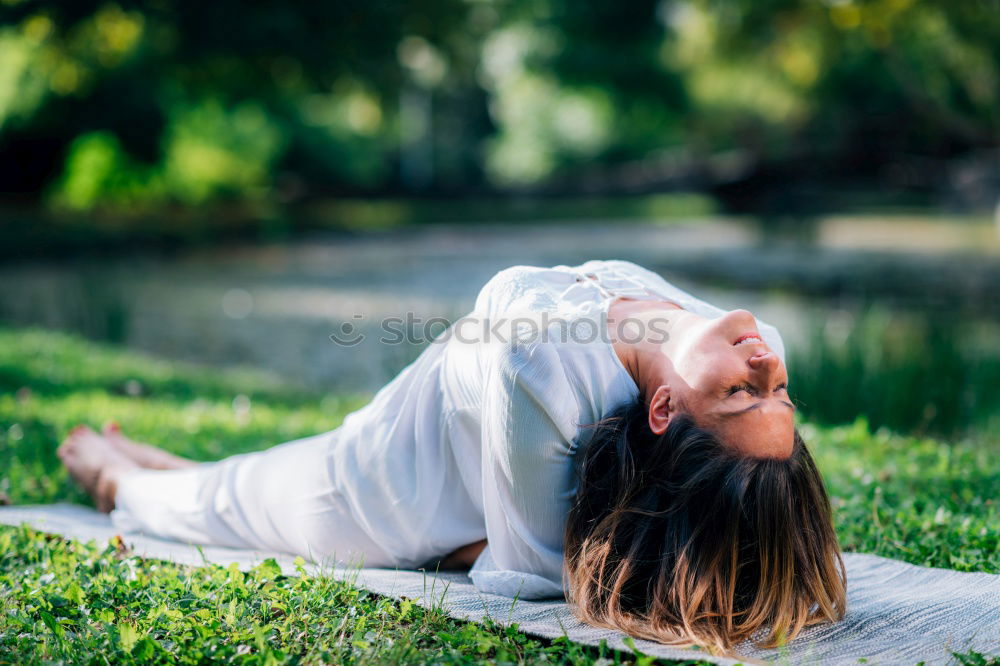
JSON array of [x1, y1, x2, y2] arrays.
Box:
[[563, 399, 846, 654]]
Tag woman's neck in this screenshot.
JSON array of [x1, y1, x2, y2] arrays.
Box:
[[607, 298, 689, 400]]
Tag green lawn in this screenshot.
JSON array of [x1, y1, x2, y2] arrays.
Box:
[[0, 327, 997, 664]]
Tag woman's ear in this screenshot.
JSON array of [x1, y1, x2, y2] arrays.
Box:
[[647, 385, 673, 435]]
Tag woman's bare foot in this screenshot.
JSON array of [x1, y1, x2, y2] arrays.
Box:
[[57, 426, 139, 513], [101, 422, 198, 470]]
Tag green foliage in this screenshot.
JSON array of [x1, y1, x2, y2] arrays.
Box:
[[0, 326, 996, 662], [49, 131, 159, 210], [161, 100, 285, 205], [49, 100, 286, 211], [0, 0, 996, 209]]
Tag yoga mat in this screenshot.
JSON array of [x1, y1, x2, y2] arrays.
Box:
[[1, 504, 997, 665]]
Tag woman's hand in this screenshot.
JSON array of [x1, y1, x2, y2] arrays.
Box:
[[436, 539, 487, 570]]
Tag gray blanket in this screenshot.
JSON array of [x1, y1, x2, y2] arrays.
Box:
[[1, 504, 997, 665]]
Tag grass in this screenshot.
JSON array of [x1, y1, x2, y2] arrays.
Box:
[[0, 526, 625, 664], [0, 327, 997, 664]]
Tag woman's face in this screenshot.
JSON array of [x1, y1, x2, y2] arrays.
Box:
[[662, 309, 796, 458]]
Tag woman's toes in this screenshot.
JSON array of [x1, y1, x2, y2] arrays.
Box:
[[101, 422, 144, 462], [102, 421, 138, 452], [58, 427, 86, 459], [60, 426, 93, 457], [65, 424, 96, 444], [102, 422, 125, 450], [69, 424, 91, 438]]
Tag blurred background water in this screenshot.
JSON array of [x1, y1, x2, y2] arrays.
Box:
[[1, 0, 997, 441]]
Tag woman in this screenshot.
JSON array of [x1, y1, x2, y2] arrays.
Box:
[[59, 259, 846, 653]]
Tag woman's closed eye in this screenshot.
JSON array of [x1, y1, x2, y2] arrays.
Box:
[[727, 382, 755, 396], [727, 382, 788, 396]]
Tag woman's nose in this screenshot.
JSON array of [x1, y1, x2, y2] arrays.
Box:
[[723, 309, 756, 324], [747, 351, 779, 372]]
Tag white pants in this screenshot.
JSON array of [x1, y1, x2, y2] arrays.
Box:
[[110, 432, 395, 568]]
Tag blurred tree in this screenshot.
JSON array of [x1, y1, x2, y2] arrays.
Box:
[[0, 0, 475, 206], [695, 0, 998, 172], [0, 0, 995, 213]]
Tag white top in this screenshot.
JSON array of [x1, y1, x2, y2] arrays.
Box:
[[329, 259, 786, 599]]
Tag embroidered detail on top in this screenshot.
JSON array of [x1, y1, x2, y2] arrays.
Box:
[[574, 268, 663, 302]]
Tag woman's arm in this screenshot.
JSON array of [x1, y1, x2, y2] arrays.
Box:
[[471, 341, 577, 599]]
